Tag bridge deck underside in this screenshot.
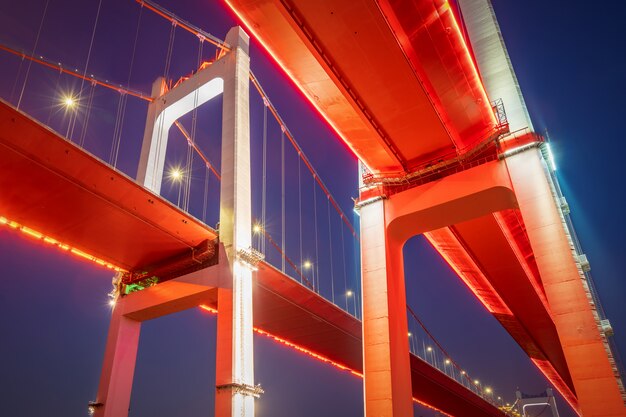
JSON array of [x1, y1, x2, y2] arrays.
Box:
[[248, 262, 509, 417], [425, 211, 579, 408], [0, 101, 217, 272], [226, 0, 497, 175]]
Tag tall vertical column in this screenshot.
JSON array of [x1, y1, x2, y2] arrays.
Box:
[[215, 26, 256, 417], [360, 198, 413, 417], [507, 149, 626, 416], [93, 305, 141, 417]]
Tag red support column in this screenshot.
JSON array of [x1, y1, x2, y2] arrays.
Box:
[[360, 198, 413, 417], [507, 148, 626, 416], [94, 305, 141, 417]]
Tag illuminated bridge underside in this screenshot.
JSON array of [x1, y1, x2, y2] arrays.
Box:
[[1, 102, 505, 416], [251, 262, 509, 417], [424, 213, 578, 408], [0, 102, 217, 272], [226, 0, 497, 175]]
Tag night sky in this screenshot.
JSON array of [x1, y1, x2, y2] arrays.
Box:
[[1, 1, 625, 417]]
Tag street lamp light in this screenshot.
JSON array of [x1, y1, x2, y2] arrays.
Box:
[[63, 95, 76, 108], [169, 168, 184, 206], [302, 260, 316, 292], [61, 93, 78, 138], [346, 289, 357, 316]]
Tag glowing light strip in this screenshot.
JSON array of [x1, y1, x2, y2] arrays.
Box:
[[424, 230, 513, 315], [530, 358, 581, 416], [199, 305, 481, 417], [0, 215, 124, 272]]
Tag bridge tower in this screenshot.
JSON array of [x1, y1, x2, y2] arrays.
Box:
[[457, 0, 626, 414], [357, 0, 626, 415], [516, 388, 560, 417], [92, 26, 260, 417]]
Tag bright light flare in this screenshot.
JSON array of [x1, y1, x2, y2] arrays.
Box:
[[169, 168, 183, 181], [253, 224, 262, 234], [485, 387, 492, 394], [346, 290, 353, 296], [62, 95, 77, 108], [426, 346, 433, 352], [303, 260, 312, 269]]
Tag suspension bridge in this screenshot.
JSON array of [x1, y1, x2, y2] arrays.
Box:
[[0, 1, 624, 417]]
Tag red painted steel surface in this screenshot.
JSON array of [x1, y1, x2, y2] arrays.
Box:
[[425, 213, 578, 408], [0, 101, 217, 272], [251, 262, 508, 417], [0, 101, 505, 415], [225, 0, 497, 175]]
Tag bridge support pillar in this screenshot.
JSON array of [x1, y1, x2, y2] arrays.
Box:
[[213, 26, 257, 417], [360, 198, 413, 417], [93, 304, 141, 417], [507, 148, 626, 416]]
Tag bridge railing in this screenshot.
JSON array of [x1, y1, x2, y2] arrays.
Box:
[[406, 306, 516, 414]]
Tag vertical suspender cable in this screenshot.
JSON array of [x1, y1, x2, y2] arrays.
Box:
[[261, 100, 268, 255], [152, 21, 176, 189], [341, 222, 348, 310], [69, 0, 103, 140], [17, 0, 49, 110], [46, 66, 62, 124], [109, 92, 125, 165], [281, 127, 286, 273], [79, 81, 96, 147], [183, 38, 203, 212], [327, 197, 334, 303], [111, 5, 143, 166], [202, 164, 209, 223], [10, 55, 25, 105], [298, 156, 303, 283], [313, 175, 319, 292]]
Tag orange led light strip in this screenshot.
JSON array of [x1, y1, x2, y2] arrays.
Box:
[[424, 230, 513, 316], [199, 305, 452, 416], [0, 215, 125, 272]]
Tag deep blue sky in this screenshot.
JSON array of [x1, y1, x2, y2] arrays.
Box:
[[1, 1, 625, 416]]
